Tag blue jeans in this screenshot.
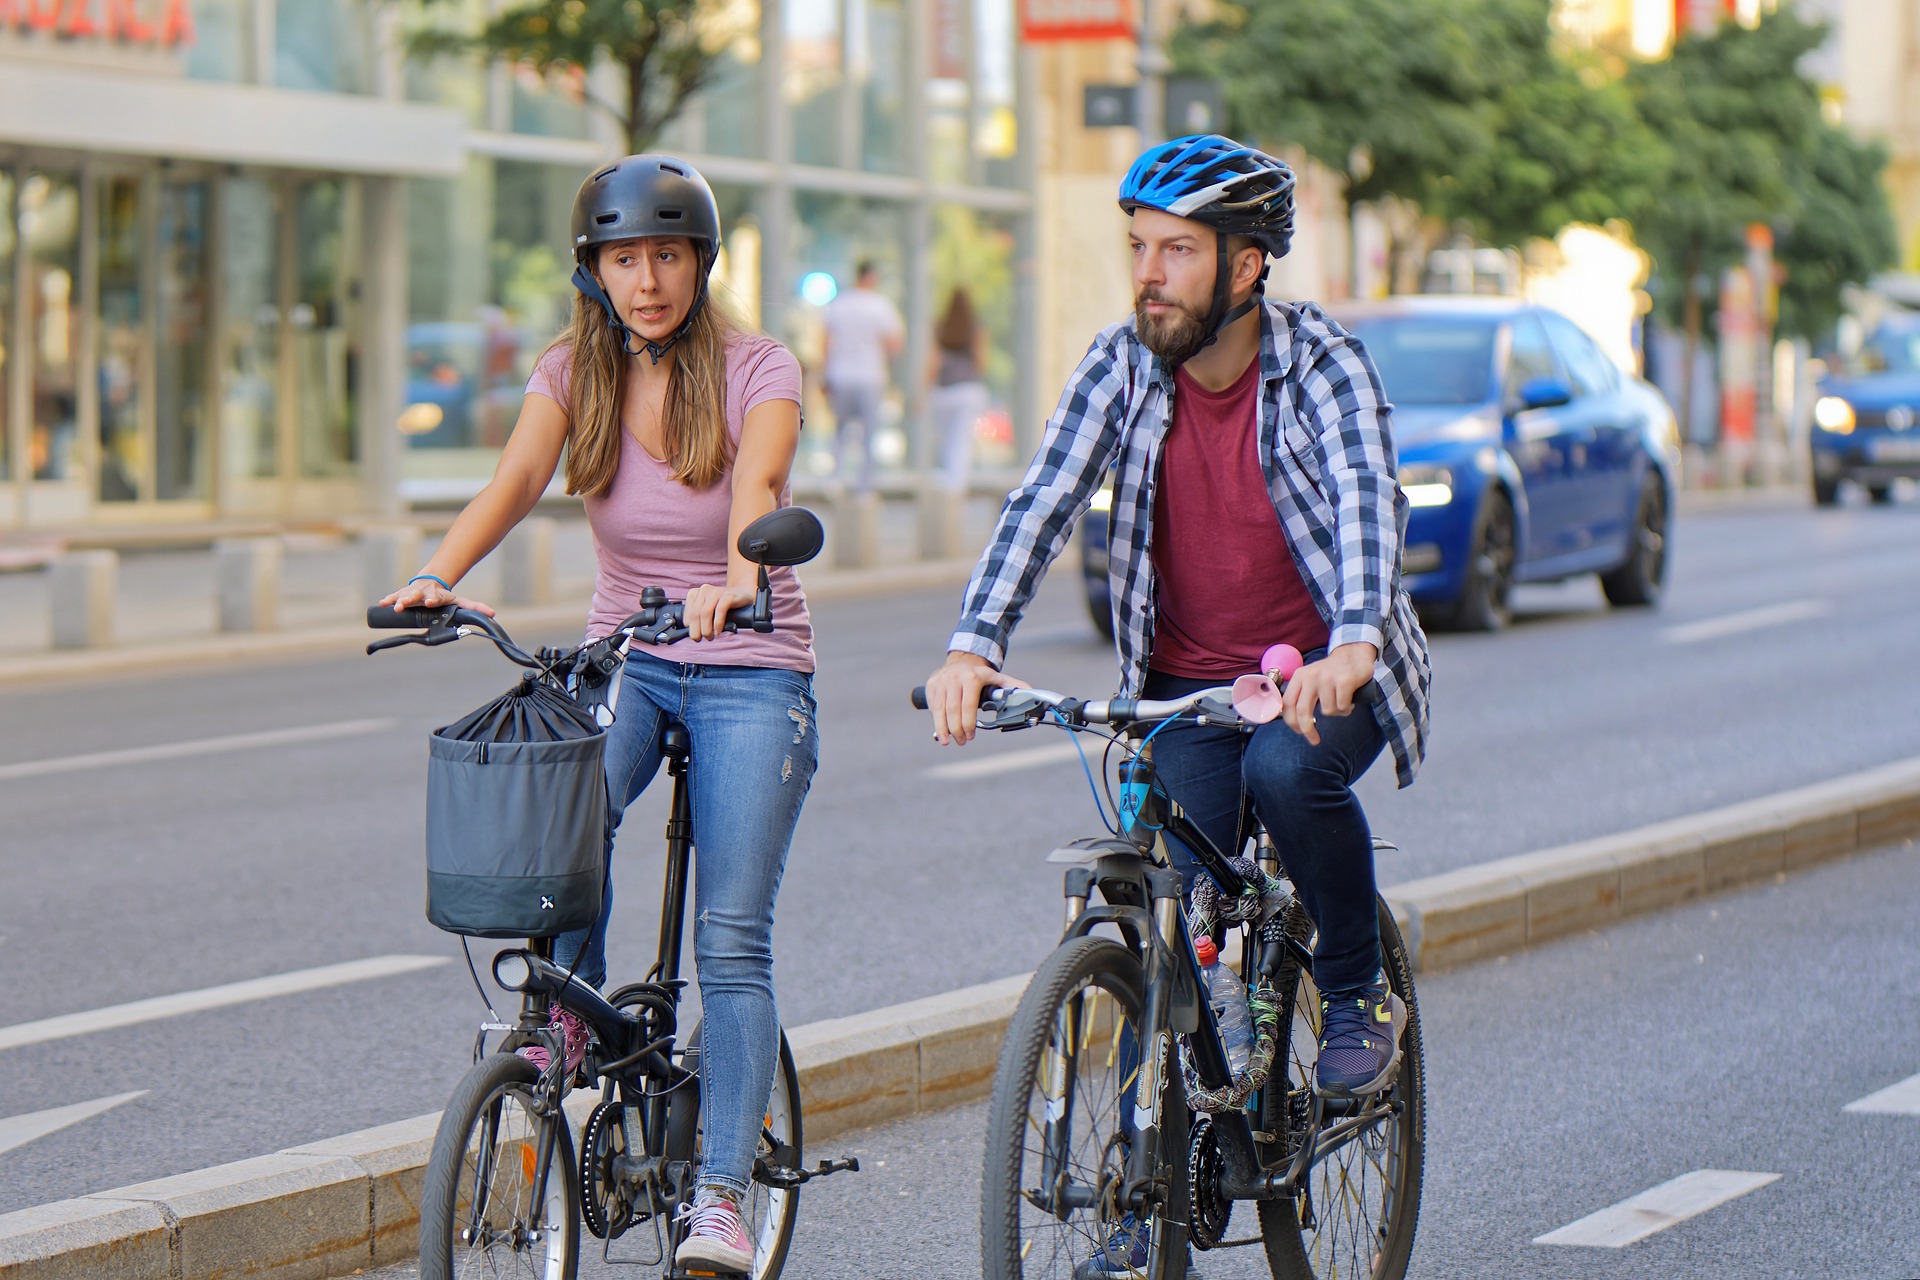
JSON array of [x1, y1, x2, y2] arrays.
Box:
[[1143, 665, 1386, 994], [554, 652, 818, 1198]]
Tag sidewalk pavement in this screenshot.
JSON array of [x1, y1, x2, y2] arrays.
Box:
[[4, 748, 1916, 1278]]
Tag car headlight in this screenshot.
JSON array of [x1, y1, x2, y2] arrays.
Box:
[[1814, 396, 1856, 434], [1399, 464, 1454, 508]]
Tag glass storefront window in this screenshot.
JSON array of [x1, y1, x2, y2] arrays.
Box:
[[293, 179, 360, 479], [509, 65, 592, 139], [404, 0, 489, 126], [186, 0, 250, 82], [931, 203, 1019, 468], [0, 170, 12, 483], [691, 0, 763, 158], [790, 193, 908, 471], [785, 0, 843, 168], [860, 0, 908, 174], [222, 177, 281, 482], [23, 172, 81, 484], [785, 0, 908, 172], [973, 0, 1021, 187], [277, 0, 370, 94], [97, 176, 145, 502], [157, 181, 213, 501]]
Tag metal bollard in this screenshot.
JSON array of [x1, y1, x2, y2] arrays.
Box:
[[358, 524, 423, 607], [832, 491, 881, 570], [499, 516, 556, 606], [216, 537, 283, 632], [917, 485, 967, 561], [50, 550, 118, 650]]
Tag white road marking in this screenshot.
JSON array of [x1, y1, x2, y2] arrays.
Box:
[[0, 718, 396, 783], [1844, 1072, 1920, 1116], [1532, 1170, 1782, 1247], [1660, 600, 1831, 645], [925, 741, 1092, 781], [0, 955, 449, 1052], [0, 1092, 147, 1157]]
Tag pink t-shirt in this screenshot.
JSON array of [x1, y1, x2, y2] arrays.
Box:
[[527, 332, 814, 673]]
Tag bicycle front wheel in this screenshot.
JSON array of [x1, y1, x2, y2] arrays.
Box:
[[1258, 895, 1425, 1280], [982, 935, 1189, 1280], [419, 1052, 580, 1280]]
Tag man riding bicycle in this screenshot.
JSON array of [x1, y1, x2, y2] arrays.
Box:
[[923, 135, 1433, 1113]]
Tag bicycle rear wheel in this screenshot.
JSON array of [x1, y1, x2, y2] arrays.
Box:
[[982, 935, 1189, 1280], [419, 1052, 579, 1280], [663, 1025, 803, 1279], [1258, 896, 1424, 1280]]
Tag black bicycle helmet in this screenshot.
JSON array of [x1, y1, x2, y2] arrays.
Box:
[[1118, 135, 1297, 353], [569, 154, 723, 363]]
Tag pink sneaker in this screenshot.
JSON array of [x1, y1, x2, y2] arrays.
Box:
[[674, 1189, 754, 1273], [516, 1006, 590, 1076]]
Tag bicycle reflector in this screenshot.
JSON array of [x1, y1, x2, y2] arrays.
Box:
[[493, 951, 535, 992]]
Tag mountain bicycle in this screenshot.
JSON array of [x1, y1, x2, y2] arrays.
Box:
[[369, 507, 855, 1280], [913, 675, 1424, 1279]]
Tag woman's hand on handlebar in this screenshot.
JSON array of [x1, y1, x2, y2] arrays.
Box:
[[925, 652, 1029, 747], [377, 576, 497, 619], [1281, 641, 1377, 746], [683, 582, 756, 641]]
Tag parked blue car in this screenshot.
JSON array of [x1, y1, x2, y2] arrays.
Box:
[[1809, 313, 1920, 505], [1080, 298, 1680, 635]]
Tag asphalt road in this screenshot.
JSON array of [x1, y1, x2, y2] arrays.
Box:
[[1, 500, 1917, 1215], [360, 837, 1920, 1280]]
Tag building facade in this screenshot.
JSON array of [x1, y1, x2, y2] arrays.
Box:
[[0, 0, 1037, 530]]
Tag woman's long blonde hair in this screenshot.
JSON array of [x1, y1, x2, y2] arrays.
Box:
[[555, 276, 736, 497]]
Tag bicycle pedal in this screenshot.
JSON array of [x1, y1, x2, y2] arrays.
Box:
[[667, 1269, 748, 1279]]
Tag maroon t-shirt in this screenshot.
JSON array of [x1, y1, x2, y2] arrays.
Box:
[[1148, 360, 1329, 679]]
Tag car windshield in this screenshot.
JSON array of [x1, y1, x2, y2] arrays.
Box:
[[1341, 316, 1498, 406], [1855, 326, 1920, 375]]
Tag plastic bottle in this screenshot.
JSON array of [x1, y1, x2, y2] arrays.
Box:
[[1193, 935, 1253, 1076]]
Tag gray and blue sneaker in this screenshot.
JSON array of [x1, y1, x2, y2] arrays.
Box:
[[1073, 1215, 1201, 1278], [1314, 974, 1407, 1097]]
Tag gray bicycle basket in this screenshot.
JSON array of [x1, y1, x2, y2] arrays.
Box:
[[424, 678, 608, 938]]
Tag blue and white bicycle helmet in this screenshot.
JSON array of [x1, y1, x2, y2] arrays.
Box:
[[1118, 135, 1296, 349]]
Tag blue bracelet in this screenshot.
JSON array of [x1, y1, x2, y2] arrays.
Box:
[[408, 574, 452, 591]]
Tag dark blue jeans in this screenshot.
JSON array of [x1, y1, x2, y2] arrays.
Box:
[[1143, 665, 1386, 995]]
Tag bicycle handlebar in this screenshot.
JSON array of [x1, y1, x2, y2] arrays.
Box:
[[909, 678, 1379, 727], [365, 594, 771, 667]]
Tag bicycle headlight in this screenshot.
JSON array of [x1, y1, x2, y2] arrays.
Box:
[[1399, 465, 1454, 508], [493, 951, 534, 992], [1814, 396, 1856, 434]]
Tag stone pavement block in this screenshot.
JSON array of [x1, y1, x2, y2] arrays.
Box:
[[1856, 789, 1920, 850], [0, 1195, 170, 1280], [357, 525, 423, 610], [107, 1152, 370, 1280], [1521, 848, 1622, 942], [215, 537, 283, 633], [904, 979, 1026, 1110], [1616, 837, 1707, 915], [285, 1112, 438, 1266], [790, 1020, 919, 1140], [500, 517, 556, 605], [1391, 868, 1527, 971], [917, 486, 967, 560], [831, 491, 881, 569], [49, 550, 118, 650], [1780, 810, 1857, 872], [1700, 819, 1786, 892]]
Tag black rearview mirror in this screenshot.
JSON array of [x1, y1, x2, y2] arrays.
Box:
[[738, 506, 825, 567]]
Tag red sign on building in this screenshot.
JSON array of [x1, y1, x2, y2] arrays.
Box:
[[1019, 0, 1133, 43], [0, 0, 196, 47]]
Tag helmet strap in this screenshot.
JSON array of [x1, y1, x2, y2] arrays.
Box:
[[1195, 232, 1267, 355]]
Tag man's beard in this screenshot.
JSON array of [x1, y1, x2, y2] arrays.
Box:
[[1133, 289, 1213, 366]]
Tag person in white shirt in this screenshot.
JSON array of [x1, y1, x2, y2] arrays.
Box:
[[820, 260, 905, 493]]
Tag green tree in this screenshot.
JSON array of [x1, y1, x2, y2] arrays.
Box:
[[1625, 11, 1823, 431], [1774, 121, 1898, 342], [1434, 0, 1668, 248], [411, 0, 748, 153]]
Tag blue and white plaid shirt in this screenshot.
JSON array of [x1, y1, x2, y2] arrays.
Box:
[[948, 299, 1433, 787]]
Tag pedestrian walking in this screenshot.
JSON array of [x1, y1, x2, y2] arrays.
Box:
[[820, 259, 904, 493], [927, 287, 991, 494]]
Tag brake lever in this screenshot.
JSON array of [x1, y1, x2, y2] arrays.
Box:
[[366, 634, 422, 655]]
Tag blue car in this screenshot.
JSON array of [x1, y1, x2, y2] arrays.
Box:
[[1809, 314, 1920, 505], [1079, 298, 1680, 635]]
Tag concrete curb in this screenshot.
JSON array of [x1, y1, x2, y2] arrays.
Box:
[[4, 757, 1916, 1277], [0, 558, 983, 691]]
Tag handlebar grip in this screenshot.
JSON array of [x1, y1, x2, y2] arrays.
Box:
[[367, 604, 449, 630], [911, 686, 929, 710]]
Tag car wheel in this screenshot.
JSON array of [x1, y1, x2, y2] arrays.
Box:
[[1085, 581, 1115, 641], [1439, 489, 1515, 632], [1601, 474, 1668, 608], [1605, 474, 1666, 610], [1812, 475, 1841, 507], [1868, 483, 1896, 505]]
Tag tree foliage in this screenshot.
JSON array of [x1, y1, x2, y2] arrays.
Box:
[[410, 0, 748, 153], [1774, 117, 1899, 341]]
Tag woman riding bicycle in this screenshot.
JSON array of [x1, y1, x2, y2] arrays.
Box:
[[379, 155, 816, 1276]]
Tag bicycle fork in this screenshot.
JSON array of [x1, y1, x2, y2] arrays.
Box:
[[1122, 870, 1187, 1216]]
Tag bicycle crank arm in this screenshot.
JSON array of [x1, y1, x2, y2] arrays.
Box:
[[755, 1155, 861, 1190], [1260, 1096, 1404, 1197]]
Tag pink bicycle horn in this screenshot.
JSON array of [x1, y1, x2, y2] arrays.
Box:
[[1231, 674, 1283, 724], [1261, 643, 1305, 682]]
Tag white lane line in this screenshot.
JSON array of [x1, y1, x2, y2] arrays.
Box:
[[0, 1092, 147, 1157], [0, 718, 397, 783], [0, 955, 449, 1052], [1844, 1072, 1920, 1115], [1660, 600, 1831, 645], [1532, 1170, 1782, 1247], [925, 741, 1092, 781]]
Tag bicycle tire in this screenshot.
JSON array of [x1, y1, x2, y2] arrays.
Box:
[[982, 935, 1191, 1280], [662, 1025, 803, 1279], [419, 1051, 580, 1280], [1257, 895, 1425, 1280]]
